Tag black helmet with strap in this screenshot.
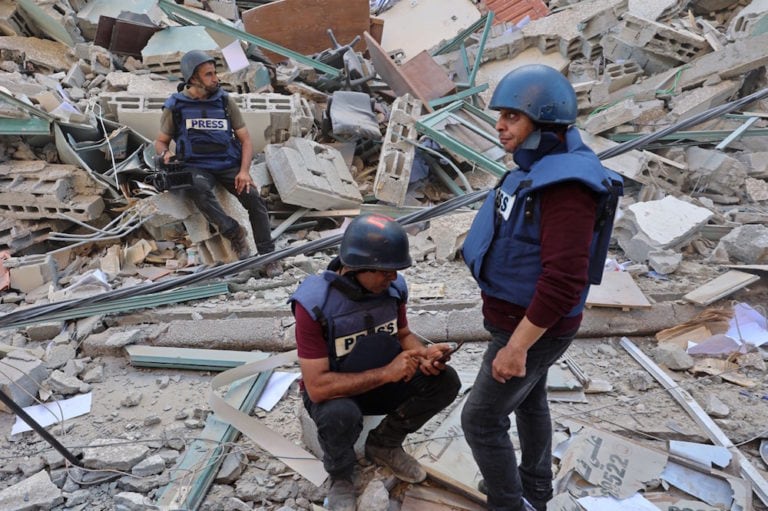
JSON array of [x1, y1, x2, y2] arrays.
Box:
[[340, 214, 412, 271]]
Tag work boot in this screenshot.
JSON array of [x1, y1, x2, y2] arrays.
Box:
[[227, 226, 251, 260], [326, 477, 356, 511], [364, 440, 426, 483]]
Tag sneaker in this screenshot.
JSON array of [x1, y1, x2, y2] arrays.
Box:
[[364, 441, 426, 483], [263, 260, 283, 278], [227, 226, 251, 260], [326, 477, 356, 511]]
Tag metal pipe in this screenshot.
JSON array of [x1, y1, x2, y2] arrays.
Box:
[[0, 388, 83, 467]]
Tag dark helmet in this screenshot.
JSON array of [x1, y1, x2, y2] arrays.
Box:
[[489, 64, 577, 125], [180, 50, 216, 84], [340, 214, 412, 271]]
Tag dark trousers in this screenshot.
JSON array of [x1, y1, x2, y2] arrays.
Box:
[[303, 367, 460, 479], [461, 322, 574, 511], [177, 166, 275, 254]]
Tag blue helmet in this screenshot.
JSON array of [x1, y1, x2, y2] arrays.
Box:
[[180, 50, 215, 84], [340, 214, 412, 271], [489, 64, 577, 125]]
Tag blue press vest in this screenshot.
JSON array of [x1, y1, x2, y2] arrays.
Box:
[[163, 89, 241, 170], [289, 271, 407, 372], [462, 128, 623, 317]]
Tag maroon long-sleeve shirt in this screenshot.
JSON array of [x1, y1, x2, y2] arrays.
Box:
[[481, 181, 599, 336]]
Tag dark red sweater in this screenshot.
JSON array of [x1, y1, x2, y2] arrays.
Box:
[[481, 181, 599, 336]]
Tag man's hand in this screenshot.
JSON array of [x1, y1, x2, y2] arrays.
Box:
[[234, 170, 255, 195], [418, 343, 452, 375], [491, 344, 527, 383], [386, 348, 423, 382]]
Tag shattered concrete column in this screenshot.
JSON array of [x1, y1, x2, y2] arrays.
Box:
[[374, 94, 423, 206]]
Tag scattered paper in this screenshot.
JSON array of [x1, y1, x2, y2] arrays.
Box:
[[12, 393, 92, 435], [578, 493, 659, 511], [726, 302, 768, 347], [256, 372, 300, 411], [221, 40, 249, 73]]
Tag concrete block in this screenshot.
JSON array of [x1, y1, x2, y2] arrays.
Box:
[[715, 224, 768, 264], [374, 94, 422, 206], [728, 0, 768, 40], [619, 13, 707, 62], [99, 92, 311, 151], [265, 138, 363, 210], [583, 99, 643, 134], [602, 60, 643, 92], [600, 34, 680, 76], [82, 438, 150, 471], [298, 402, 383, 460], [0, 350, 49, 412], [427, 212, 477, 262], [648, 249, 682, 274], [63, 62, 85, 88], [669, 79, 741, 121], [9, 255, 57, 293], [628, 0, 684, 21], [615, 196, 713, 262], [684, 147, 748, 196], [0, 470, 63, 510], [746, 177, 768, 202], [25, 321, 63, 342]]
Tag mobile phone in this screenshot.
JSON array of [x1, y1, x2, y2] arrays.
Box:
[[437, 340, 465, 363]]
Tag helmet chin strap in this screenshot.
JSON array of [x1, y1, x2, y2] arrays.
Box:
[[519, 129, 541, 150]]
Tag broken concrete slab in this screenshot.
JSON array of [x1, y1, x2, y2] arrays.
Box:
[[583, 98, 643, 135], [0, 350, 49, 412], [427, 211, 477, 262], [82, 438, 151, 471], [615, 196, 714, 262], [668, 79, 741, 121], [265, 137, 363, 210], [0, 470, 63, 511], [0, 36, 76, 72]]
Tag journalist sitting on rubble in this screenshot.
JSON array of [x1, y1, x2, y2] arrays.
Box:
[[153, 49, 281, 276]]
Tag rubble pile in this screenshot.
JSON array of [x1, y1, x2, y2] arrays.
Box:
[[1, 0, 768, 510]]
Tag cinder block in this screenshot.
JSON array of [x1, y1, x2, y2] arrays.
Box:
[[9, 255, 57, 293], [374, 94, 422, 206], [619, 13, 707, 63], [265, 138, 363, 210], [603, 60, 643, 92]]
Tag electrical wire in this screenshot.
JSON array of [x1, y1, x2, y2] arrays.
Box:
[[2, 86, 768, 331]]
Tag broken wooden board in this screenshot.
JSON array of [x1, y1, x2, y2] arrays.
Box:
[[399, 50, 456, 102], [401, 485, 486, 511], [691, 357, 758, 388], [683, 270, 760, 306], [586, 271, 652, 310], [241, 0, 370, 65], [364, 31, 435, 111], [655, 324, 712, 349]]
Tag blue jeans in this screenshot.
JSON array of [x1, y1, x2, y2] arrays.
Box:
[[461, 322, 574, 511], [177, 166, 275, 254], [303, 367, 460, 479]]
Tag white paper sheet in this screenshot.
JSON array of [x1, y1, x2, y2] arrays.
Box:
[[256, 372, 300, 411], [727, 302, 768, 347], [578, 493, 659, 511], [221, 40, 249, 73], [12, 393, 92, 435]]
